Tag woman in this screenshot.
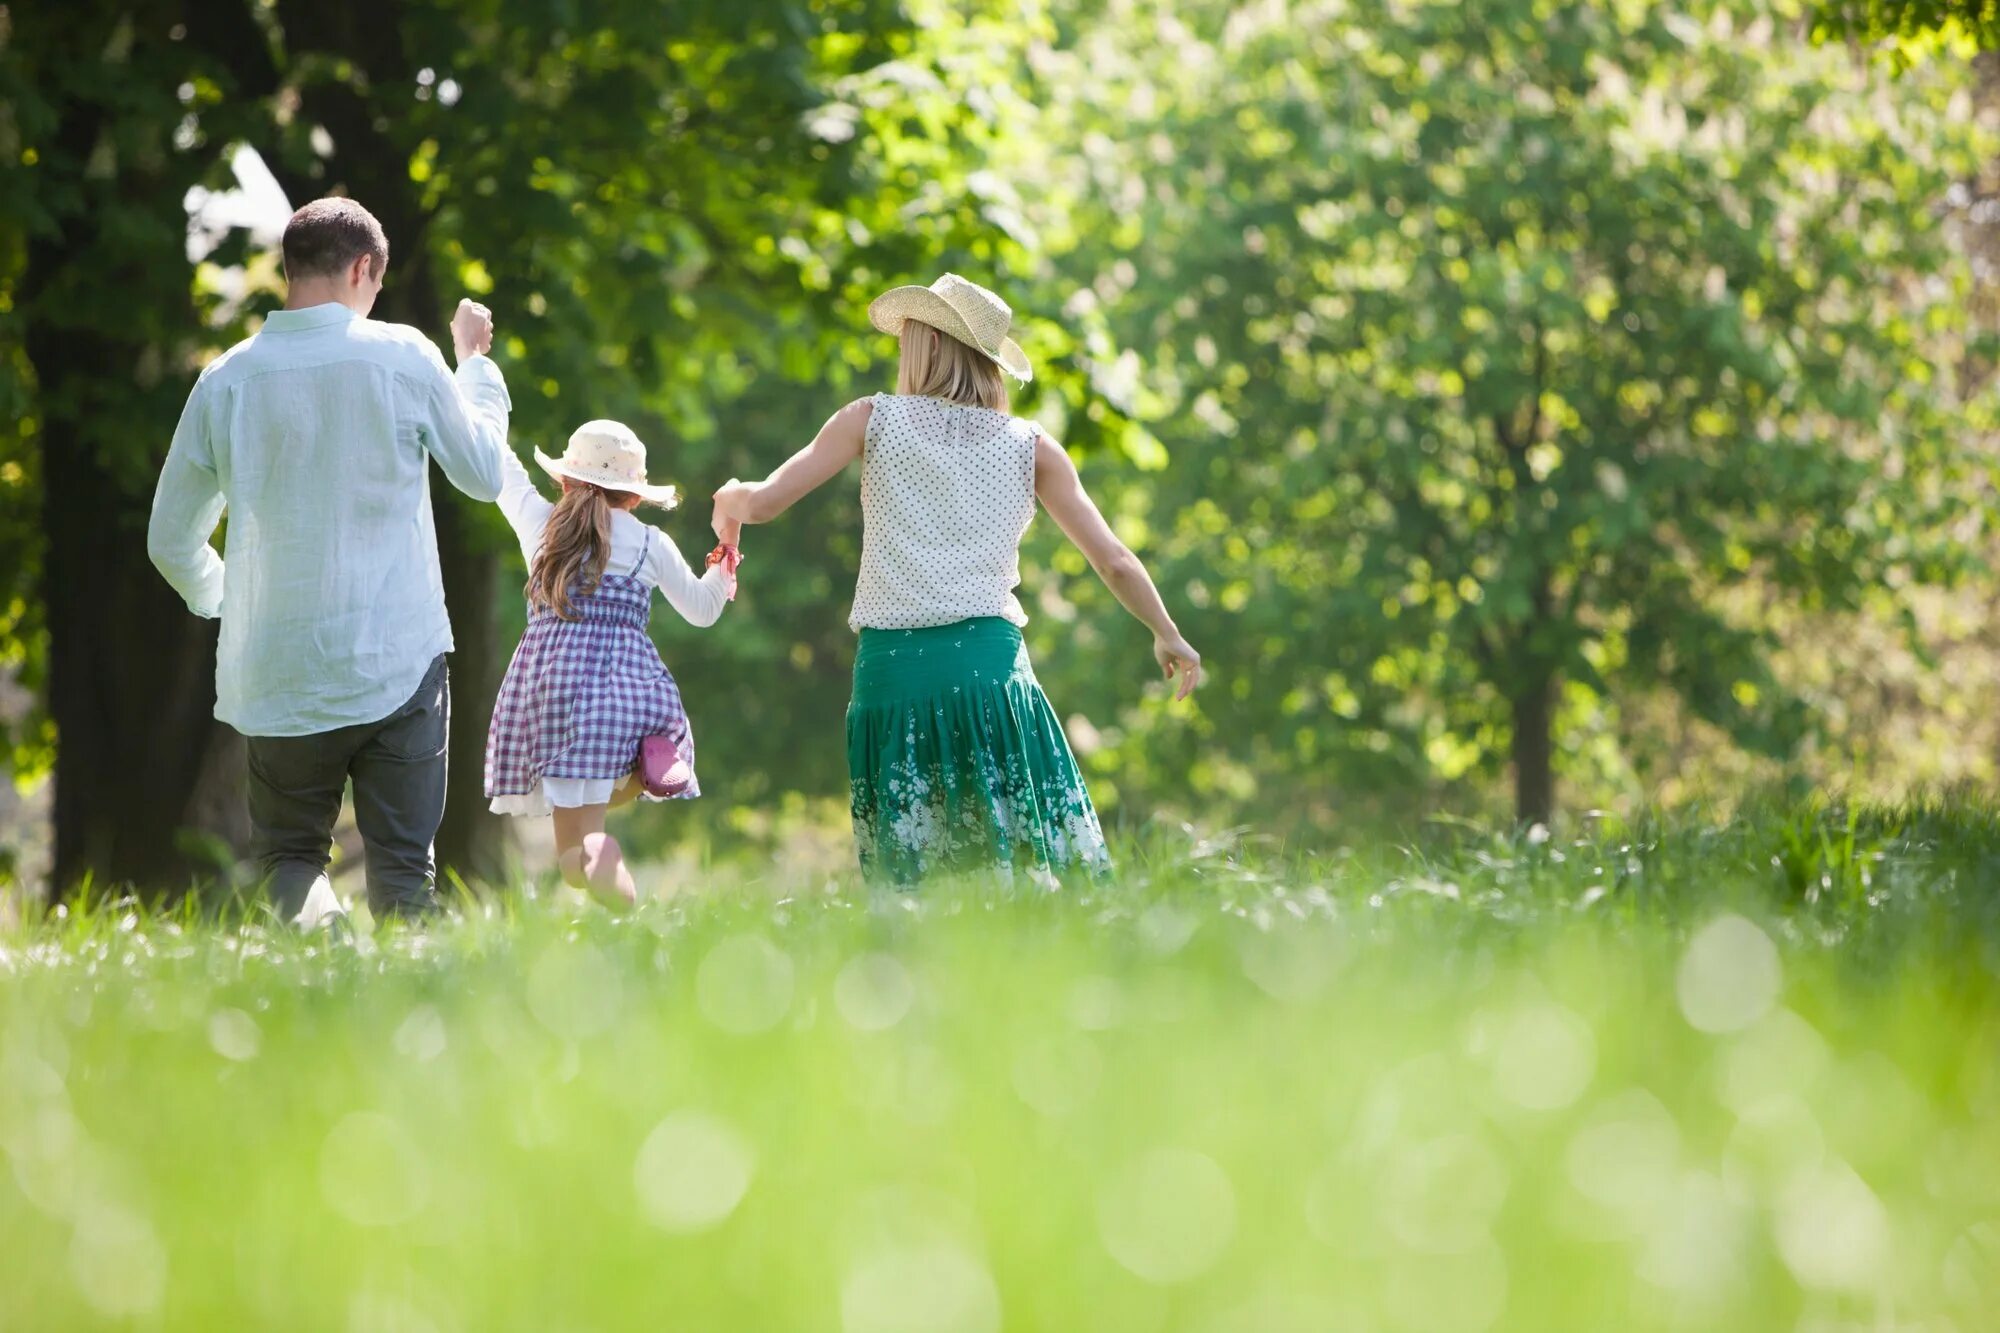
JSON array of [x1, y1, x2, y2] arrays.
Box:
[[713, 273, 1200, 884]]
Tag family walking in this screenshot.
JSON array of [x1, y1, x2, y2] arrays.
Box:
[[147, 198, 1201, 923]]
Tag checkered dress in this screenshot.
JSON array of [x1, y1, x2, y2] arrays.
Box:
[[483, 563, 697, 804]]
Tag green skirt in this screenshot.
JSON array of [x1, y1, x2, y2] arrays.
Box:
[[847, 618, 1110, 886]]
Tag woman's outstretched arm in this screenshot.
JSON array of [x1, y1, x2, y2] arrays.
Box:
[[712, 399, 871, 531], [1034, 434, 1203, 700]]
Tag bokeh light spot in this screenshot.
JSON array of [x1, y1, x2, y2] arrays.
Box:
[[697, 934, 795, 1035], [1381, 1239, 1507, 1331], [633, 1110, 755, 1233], [1775, 1161, 1890, 1292], [1096, 1148, 1236, 1283], [69, 1204, 168, 1317], [526, 943, 622, 1043], [1487, 1002, 1595, 1111], [1678, 915, 1780, 1034], [1380, 1133, 1508, 1253], [206, 1008, 260, 1062], [834, 953, 915, 1032], [392, 1005, 448, 1063], [1565, 1089, 1681, 1227], [319, 1112, 428, 1228], [841, 1240, 1000, 1333]]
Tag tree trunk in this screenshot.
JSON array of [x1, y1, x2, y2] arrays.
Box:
[[34, 325, 248, 900], [434, 499, 511, 885], [1510, 670, 1556, 829], [20, 4, 252, 901]]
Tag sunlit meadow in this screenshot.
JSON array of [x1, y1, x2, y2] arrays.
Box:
[[5, 802, 2000, 1331]]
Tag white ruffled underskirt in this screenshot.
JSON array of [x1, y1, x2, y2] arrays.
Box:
[[490, 775, 672, 817]]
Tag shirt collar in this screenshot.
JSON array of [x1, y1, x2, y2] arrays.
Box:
[[261, 302, 362, 333]]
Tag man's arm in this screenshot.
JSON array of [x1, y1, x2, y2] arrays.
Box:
[[417, 299, 510, 502], [147, 377, 227, 618]]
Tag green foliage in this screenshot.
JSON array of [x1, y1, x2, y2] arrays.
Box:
[[1025, 0, 1995, 820], [1813, 0, 2000, 47], [7, 804, 2000, 1325]]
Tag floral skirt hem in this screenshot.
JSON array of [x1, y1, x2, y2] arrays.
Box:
[[846, 618, 1110, 886]]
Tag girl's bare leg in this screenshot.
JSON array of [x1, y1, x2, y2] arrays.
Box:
[[551, 802, 637, 909]]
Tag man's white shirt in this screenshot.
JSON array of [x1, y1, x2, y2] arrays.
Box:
[[147, 302, 511, 737]]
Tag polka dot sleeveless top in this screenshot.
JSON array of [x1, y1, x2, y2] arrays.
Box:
[[850, 393, 1040, 632]]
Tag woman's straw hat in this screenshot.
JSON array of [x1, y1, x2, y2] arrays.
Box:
[[534, 420, 679, 507], [867, 273, 1033, 382]]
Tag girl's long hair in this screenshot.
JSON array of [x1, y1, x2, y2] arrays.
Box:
[[527, 482, 616, 620], [897, 320, 1008, 411]]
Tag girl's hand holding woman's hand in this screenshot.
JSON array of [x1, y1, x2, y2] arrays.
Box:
[[1153, 632, 1202, 701]]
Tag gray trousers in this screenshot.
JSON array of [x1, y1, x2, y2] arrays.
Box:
[[245, 654, 450, 922]]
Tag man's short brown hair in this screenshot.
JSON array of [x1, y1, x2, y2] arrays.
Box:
[[281, 197, 389, 281]]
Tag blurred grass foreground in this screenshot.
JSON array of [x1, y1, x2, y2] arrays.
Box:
[[5, 801, 2000, 1330]]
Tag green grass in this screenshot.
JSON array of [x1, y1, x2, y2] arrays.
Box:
[[5, 800, 2000, 1330]]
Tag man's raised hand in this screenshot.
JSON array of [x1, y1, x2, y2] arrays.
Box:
[[451, 298, 494, 363]]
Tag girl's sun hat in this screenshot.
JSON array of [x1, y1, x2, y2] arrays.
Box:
[[867, 272, 1033, 382], [534, 419, 679, 507]]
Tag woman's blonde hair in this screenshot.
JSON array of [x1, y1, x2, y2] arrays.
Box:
[[527, 482, 632, 620], [897, 320, 1009, 411]]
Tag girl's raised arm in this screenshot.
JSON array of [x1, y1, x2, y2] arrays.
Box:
[[711, 399, 871, 531], [494, 443, 553, 541], [1034, 433, 1202, 700]]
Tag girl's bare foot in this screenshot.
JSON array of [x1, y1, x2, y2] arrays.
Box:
[[557, 843, 633, 910], [579, 831, 638, 909]]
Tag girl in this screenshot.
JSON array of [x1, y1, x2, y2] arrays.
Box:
[[486, 420, 738, 907], [712, 273, 1200, 885]]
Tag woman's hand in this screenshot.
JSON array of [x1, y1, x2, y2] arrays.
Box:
[[1153, 632, 1202, 701], [712, 480, 754, 537], [1033, 434, 1202, 703]]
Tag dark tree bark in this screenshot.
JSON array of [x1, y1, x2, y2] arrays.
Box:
[[1493, 374, 1558, 830], [23, 6, 250, 899], [1509, 668, 1556, 830], [36, 325, 249, 897], [434, 500, 512, 884]]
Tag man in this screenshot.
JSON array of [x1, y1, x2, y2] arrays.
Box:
[[148, 196, 510, 925]]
